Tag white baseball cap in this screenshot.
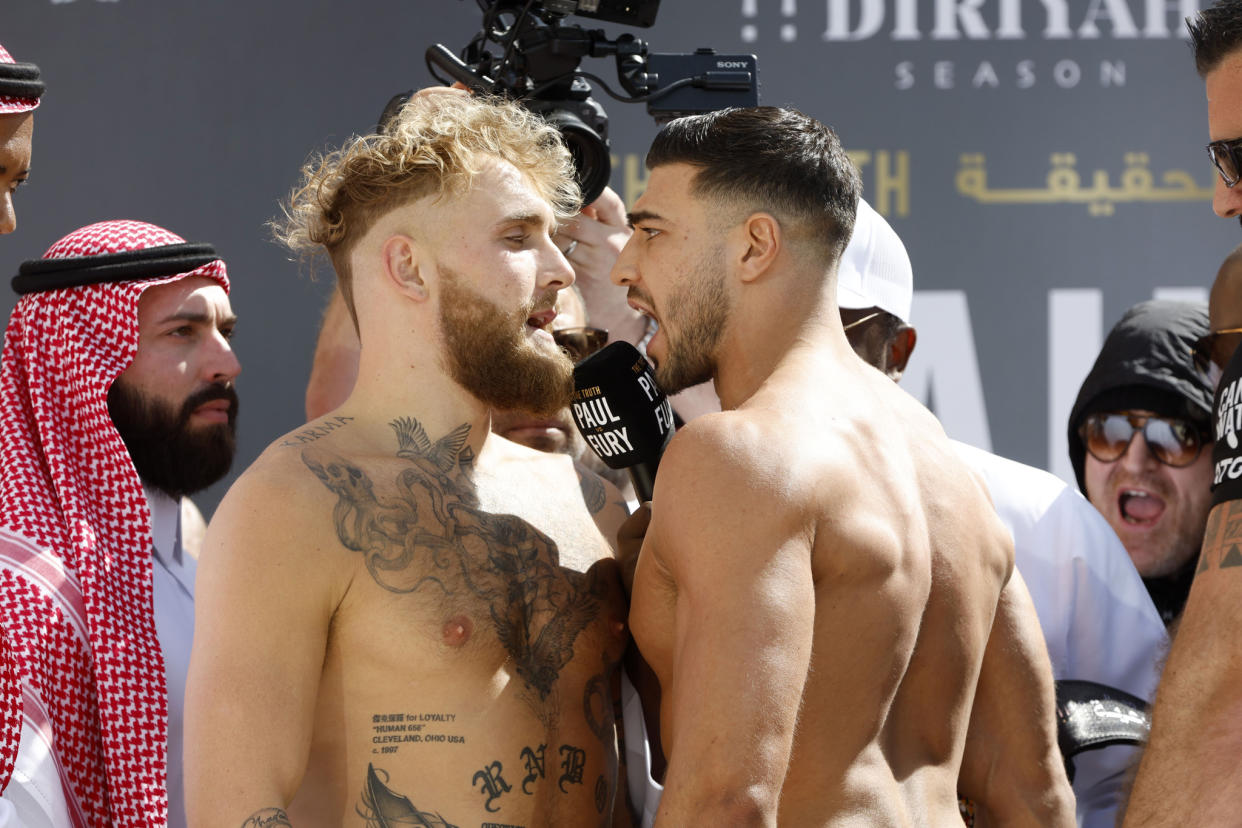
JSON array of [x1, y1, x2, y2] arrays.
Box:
[[836, 197, 913, 324]]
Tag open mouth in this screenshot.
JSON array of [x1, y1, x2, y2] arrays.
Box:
[[1119, 488, 1165, 526], [526, 309, 557, 339]]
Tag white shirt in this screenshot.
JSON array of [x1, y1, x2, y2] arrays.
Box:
[[954, 441, 1168, 828], [0, 485, 196, 828]]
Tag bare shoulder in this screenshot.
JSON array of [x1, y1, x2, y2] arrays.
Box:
[[647, 411, 816, 572], [202, 418, 361, 591]]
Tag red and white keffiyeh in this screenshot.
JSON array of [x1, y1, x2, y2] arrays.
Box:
[[0, 44, 40, 115], [0, 220, 228, 826]]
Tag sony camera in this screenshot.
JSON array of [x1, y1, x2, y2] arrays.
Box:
[[423, 0, 760, 203]]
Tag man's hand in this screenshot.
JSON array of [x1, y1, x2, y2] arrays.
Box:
[[558, 187, 646, 345], [616, 501, 650, 596]]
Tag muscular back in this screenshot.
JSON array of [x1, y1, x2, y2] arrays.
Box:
[[629, 354, 1011, 825], [187, 414, 632, 827]]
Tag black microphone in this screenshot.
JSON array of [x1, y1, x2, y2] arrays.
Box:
[[571, 341, 675, 502]]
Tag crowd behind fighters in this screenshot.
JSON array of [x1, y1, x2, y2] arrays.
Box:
[[9, 0, 1242, 823], [838, 201, 1166, 828], [1126, 2, 1242, 820]]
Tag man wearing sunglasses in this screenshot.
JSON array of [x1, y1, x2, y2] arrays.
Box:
[[1121, 4, 1242, 819], [839, 203, 1164, 828], [1067, 300, 1214, 627]]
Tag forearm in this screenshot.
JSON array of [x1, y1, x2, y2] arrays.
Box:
[[1124, 527, 1242, 824], [960, 571, 1075, 826]]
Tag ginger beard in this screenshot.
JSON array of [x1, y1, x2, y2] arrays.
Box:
[[438, 268, 574, 416], [107, 379, 239, 498]]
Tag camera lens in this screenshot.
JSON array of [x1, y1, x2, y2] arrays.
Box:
[[539, 108, 611, 204]]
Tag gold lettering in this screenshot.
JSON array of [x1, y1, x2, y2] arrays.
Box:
[[874, 150, 910, 217]]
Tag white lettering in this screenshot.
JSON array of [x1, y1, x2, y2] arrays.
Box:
[[893, 0, 920, 39], [972, 60, 1000, 87], [1101, 59, 1126, 86], [637, 375, 657, 401], [902, 291, 993, 453], [1040, 0, 1073, 38], [895, 60, 915, 89], [717, 60, 749, 68], [1047, 289, 1102, 484], [1079, 0, 1140, 38], [817, 0, 1194, 41], [1017, 59, 1037, 87], [997, 0, 1024, 38], [1144, 0, 1199, 38], [823, 0, 884, 41], [613, 427, 635, 452], [1053, 59, 1082, 87], [585, 433, 612, 457], [934, 60, 955, 88], [933, 0, 990, 39], [655, 401, 673, 432], [603, 430, 627, 454]]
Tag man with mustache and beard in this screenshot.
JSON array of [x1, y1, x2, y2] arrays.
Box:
[[0, 220, 239, 827], [1066, 300, 1214, 628], [611, 106, 1016, 825], [186, 94, 630, 828]]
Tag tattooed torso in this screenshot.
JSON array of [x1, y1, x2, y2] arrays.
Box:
[[280, 417, 629, 828]]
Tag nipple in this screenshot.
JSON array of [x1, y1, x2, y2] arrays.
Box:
[[443, 615, 473, 647]]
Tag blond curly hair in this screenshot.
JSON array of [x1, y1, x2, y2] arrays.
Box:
[[276, 93, 581, 327]]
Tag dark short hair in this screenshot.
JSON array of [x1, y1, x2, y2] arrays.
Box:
[[646, 107, 861, 259], [1190, 0, 1242, 75]]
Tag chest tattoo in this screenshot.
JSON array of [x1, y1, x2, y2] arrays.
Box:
[[303, 418, 605, 703]]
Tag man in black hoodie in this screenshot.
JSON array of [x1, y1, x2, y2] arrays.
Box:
[[1067, 300, 1214, 626]]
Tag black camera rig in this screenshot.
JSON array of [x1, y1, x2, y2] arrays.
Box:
[[423, 0, 759, 203]]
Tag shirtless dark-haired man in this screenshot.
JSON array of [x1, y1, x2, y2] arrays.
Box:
[[614, 106, 1017, 824], [185, 92, 630, 826]]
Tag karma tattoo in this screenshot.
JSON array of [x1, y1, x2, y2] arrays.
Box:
[[240, 810, 292, 828]]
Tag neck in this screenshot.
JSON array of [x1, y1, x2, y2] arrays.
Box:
[[712, 268, 858, 409], [343, 344, 494, 458]]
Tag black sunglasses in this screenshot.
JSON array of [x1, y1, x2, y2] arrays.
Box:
[[1207, 136, 1242, 188], [1079, 412, 1206, 469], [552, 326, 609, 363]]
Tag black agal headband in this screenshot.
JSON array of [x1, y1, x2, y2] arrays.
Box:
[[12, 242, 221, 295], [0, 62, 44, 101]]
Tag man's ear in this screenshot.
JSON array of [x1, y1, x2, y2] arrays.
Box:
[[735, 212, 781, 284], [381, 234, 428, 301], [887, 324, 917, 382]]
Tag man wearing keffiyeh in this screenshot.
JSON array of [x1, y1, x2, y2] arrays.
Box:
[[0, 42, 41, 236], [0, 219, 240, 828]]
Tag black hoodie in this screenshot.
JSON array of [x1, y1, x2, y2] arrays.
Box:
[[1066, 299, 1212, 625]]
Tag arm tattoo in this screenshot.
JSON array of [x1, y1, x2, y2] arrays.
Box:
[[1197, 500, 1242, 572], [576, 466, 608, 515], [240, 810, 291, 828], [302, 417, 608, 707]]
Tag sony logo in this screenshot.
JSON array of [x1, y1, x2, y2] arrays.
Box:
[[716, 60, 750, 68]]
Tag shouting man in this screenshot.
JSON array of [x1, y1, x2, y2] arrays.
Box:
[[614, 107, 1015, 824]]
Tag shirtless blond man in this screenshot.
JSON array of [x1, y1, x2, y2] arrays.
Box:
[[185, 94, 630, 827], [615, 107, 1015, 824]]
